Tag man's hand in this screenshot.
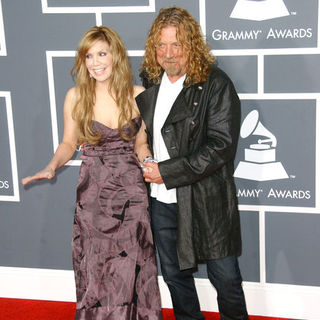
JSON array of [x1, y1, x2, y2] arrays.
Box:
[[143, 162, 163, 184]]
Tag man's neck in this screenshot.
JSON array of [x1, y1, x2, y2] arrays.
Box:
[[167, 73, 186, 84]]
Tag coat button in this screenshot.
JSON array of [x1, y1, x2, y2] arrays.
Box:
[[193, 102, 198, 106], [198, 86, 203, 90], [170, 146, 176, 150], [164, 128, 171, 133], [191, 120, 195, 125]]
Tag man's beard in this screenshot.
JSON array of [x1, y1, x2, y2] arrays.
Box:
[[164, 64, 182, 77]]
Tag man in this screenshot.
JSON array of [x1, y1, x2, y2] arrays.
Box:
[[136, 6, 249, 320]]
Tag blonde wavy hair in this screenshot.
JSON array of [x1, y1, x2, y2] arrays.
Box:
[[141, 6, 215, 87], [71, 26, 135, 144]]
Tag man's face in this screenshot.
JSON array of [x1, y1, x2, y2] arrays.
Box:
[[156, 25, 188, 83]]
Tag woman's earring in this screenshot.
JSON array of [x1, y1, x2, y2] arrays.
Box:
[[89, 73, 93, 78]]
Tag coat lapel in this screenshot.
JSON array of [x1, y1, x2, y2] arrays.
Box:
[[163, 87, 193, 127]]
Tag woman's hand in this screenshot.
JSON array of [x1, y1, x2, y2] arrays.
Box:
[[21, 166, 55, 186]]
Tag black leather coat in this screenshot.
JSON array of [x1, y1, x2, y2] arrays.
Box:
[[136, 65, 242, 270]]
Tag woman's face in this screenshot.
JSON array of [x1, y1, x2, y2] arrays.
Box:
[[85, 40, 113, 84]]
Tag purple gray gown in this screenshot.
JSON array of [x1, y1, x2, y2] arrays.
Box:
[[72, 117, 162, 319]]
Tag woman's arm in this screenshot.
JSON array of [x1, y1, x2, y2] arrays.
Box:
[[22, 88, 79, 185], [132, 85, 153, 163], [134, 120, 152, 163]]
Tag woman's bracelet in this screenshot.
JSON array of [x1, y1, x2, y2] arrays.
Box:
[[143, 156, 158, 163]]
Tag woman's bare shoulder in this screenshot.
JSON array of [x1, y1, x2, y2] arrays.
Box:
[[63, 87, 80, 115], [133, 85, 145, 98], [64, 87, 80, 107], [65, 87, 78, 100]]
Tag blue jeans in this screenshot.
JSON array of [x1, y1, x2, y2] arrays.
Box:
[[150, 198, 248, 320]]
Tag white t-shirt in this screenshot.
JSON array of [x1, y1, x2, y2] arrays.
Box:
[[151, 72, 186, 204]]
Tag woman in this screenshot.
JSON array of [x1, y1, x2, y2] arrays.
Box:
[[22, 26, 162, 320]]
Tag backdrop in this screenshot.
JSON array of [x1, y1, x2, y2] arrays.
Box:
[[0, 1, 319, 319]]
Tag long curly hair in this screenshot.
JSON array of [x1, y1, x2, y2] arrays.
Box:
[[71, 26, 135, 144], [141, 6, 215, 87]]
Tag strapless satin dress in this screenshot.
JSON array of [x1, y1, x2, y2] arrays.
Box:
[[72, 117, 162, 319]]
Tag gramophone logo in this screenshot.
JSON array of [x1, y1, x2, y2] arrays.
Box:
[[230, 0, 290, 21], [234, 110, 289, 181]]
